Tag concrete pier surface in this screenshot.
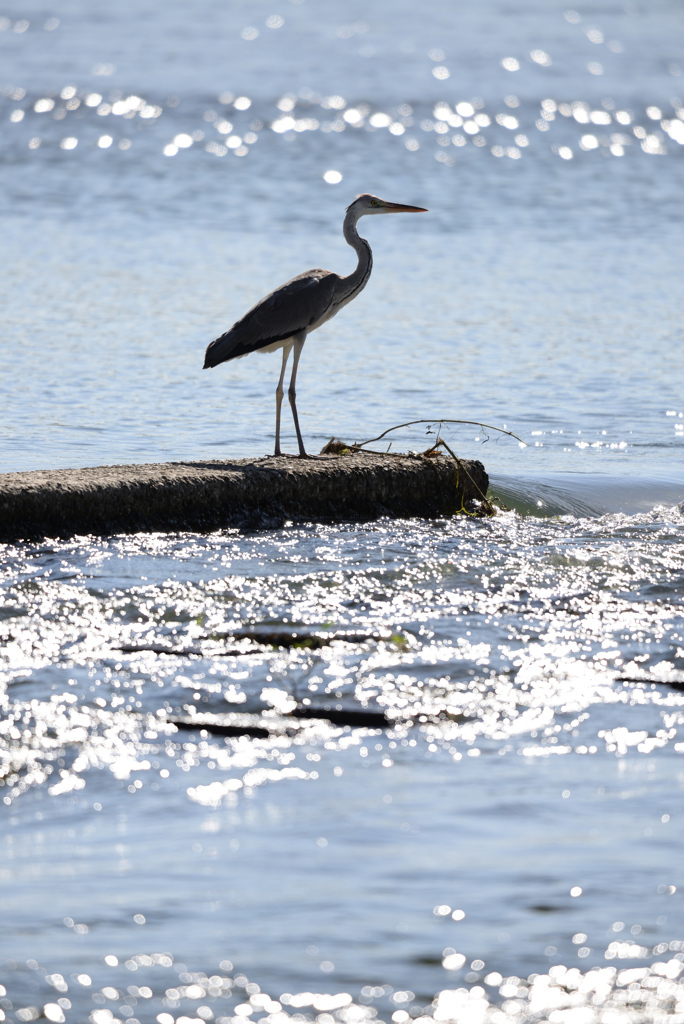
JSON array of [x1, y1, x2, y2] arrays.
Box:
[[0, 453, 489, 542]]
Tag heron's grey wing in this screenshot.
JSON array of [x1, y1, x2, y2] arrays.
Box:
[[203, 269, 338, 368]]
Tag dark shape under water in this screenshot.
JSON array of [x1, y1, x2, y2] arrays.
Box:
[[169, 703, 390, 736], [115, 629, 408, 657], [172, 719, 272, 738], [290, 705, 389, 727]]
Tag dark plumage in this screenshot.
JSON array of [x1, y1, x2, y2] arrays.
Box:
[[204, 271, 337, 367]]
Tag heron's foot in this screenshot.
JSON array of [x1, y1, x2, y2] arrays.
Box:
[[270, 447, 332, 460]]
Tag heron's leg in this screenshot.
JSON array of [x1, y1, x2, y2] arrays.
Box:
[[287, 331, 309, 458], [274, 343, 292, 457]]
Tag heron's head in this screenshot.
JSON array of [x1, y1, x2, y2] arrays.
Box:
[[347, 193, 428, 217]]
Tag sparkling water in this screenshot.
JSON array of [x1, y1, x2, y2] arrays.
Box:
[[1, 2, 684, 1023]]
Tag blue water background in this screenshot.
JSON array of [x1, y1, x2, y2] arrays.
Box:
[[1, 1, 684, 1022]]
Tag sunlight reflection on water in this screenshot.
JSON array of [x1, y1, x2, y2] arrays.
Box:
[[2, 0, 684, 1012]]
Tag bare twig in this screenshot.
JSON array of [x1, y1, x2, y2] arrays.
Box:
[[355, 419, 527, 448], [436, 437, 495, 514]]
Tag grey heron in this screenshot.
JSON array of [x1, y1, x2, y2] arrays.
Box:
[[203, 193, 428, 458]]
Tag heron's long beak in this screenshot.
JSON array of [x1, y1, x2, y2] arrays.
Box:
[[384, 201, 428, 212]]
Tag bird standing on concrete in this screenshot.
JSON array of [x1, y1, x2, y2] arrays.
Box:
[[203, 194, 427, 458]]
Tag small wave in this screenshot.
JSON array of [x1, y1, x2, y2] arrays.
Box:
[[490, 472, 684, 518]]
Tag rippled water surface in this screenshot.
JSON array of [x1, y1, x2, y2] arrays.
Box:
[[2, 1, 684, 1023]]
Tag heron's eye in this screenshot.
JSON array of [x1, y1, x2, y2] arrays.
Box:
[[371, 200, 378, 206]]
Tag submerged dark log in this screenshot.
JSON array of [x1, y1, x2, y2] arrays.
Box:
[[116, 644, 206, 657], [0, 453, 489, 542], [289, 706, 390, 728], [206, 629, 404, 649], [168, 703, 391, 737], [615, 676, 684, 690], [114, 630, 406, 659], [171, 718, 273, 739]]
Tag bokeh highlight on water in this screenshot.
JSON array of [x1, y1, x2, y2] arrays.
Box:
[[1, 1, 684, 1023]]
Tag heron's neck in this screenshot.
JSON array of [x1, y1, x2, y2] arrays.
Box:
[[336, 210, 373, 304]]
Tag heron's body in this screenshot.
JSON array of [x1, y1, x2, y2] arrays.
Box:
[[206, 266, 351, 362], [203, 193, 426, 457]]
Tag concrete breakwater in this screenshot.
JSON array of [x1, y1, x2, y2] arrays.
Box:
[[0, 453, 489, 542]]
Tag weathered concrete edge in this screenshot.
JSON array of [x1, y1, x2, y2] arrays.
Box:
[[0, 454, 489, 542]]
